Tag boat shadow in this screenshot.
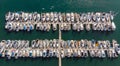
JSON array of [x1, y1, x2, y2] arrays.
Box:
[[3, 57, 58, 62], [63, 57, 118, 62], [91, 30, 114, 36]]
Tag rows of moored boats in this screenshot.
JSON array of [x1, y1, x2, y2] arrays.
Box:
[[0, 39, 120, 59], [5, 11, 116, 31]]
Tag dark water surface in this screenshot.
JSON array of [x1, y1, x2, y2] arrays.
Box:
[[0, 0, 120, 66]]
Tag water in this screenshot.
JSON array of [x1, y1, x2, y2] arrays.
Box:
[[0, 0, 120, 66]]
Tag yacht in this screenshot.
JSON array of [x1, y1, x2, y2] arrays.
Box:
[[85, 23, 91, 31], [58, 12, 63, 22], [101, 50, 106, 58], [70, 12, 74, 22], [46, 13, 50, 21], [5, 12, 11, 21], [36, 13, 41, 21], [72, 23, 77, 30], [50, 12, 54, 22], [41, 13, 46, 22], [42, 49, 47, 57], [54, 12, 58, 22], [111, 22, 116, 31], [52, 23, 57, 31], [61, 49, 65, 58], [66, 13, 71, 22], [29, 50, 33, 57]]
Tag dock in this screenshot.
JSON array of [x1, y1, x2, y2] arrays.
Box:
[[58, 24, 62, 66]]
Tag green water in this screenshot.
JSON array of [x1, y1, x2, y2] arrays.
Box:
[[0, 0, 120, 66]]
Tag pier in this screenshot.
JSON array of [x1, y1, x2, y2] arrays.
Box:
[[58, 24, 62, 66]]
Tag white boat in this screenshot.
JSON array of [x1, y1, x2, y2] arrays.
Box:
[[60, 24, 64, 30], [39, 23, 44, 31], [24, 13, 29, 21], [98, 50, 102, 58], [70, 12, 74, 22], [39, 49, 43, 57], [29, 50, 33, 57], [58, 12, 63, 22], [54, 12, 58, 22], [7, 50, 11, 59], [52, 23, 57, 31], [89, 50, 95, 57], [96, 12, 101, 22], [66, 13, 70, 22], [14, 13, 20, 21], [56, 49, 59, 58], [111, 22, 116, 31], [32, 49, 36, 58], [46, 13, 50, 21], [77, 49, 81, 57], [85, 23, 91, 31], [42, 49, 47, 57], [49, 49, 53, 57], [22, 50, 26, 57], [72, 23, 77, 30], [5, 22, 13, 31], [15, 49, 18, 59], [61, 49, 65, 58], [5, 12, 11, 21], [10, 13, 15, 21], [80, 23, 84, 30], [87, 12, 92, 22], [50, 12, 54, 22], [15, 22, 20, 32], [36, 13, 40, 21], [41, 13, 46, 22], [33, 12, 37, 21], [101, 50, 106, 58], [83, 14, 87, 22]]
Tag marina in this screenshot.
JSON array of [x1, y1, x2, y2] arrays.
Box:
[[0, 0, 120, 66], [0, 39, 120, 59], [3, 11, 119, 66], [5, 12, 116, 32]]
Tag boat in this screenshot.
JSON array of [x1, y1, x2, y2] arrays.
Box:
[[29, 50, 33, 57], [101, 50, 106, 58], [61, 49, 65, 58], [58, 12, 63, 22], [50, 12, 54, 22], [32, 49, 36, 58], [5, 12, 116, 32], [111, 22, 116, 31], [80, 23, 84, 30], [5, 12, 11, 21], [72, 23, 77, 30], [89, 50, 95, 57], [39, 50, 43, 57], [54, 12, 58, 22], [41, 13, 46, 22], [46, 13, 50, 21], [66, 13, 70, 22], [49, 49, 53, 57], [85, 23, 91, 31], [60, 23, 64, 30], [52, 23, 57, 31], [70, 12, 74, 22], [36, 13, 41, 21], [5, 22, 13, 31], [42, 49, 47, 57], [14, 49, 19, 59]]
